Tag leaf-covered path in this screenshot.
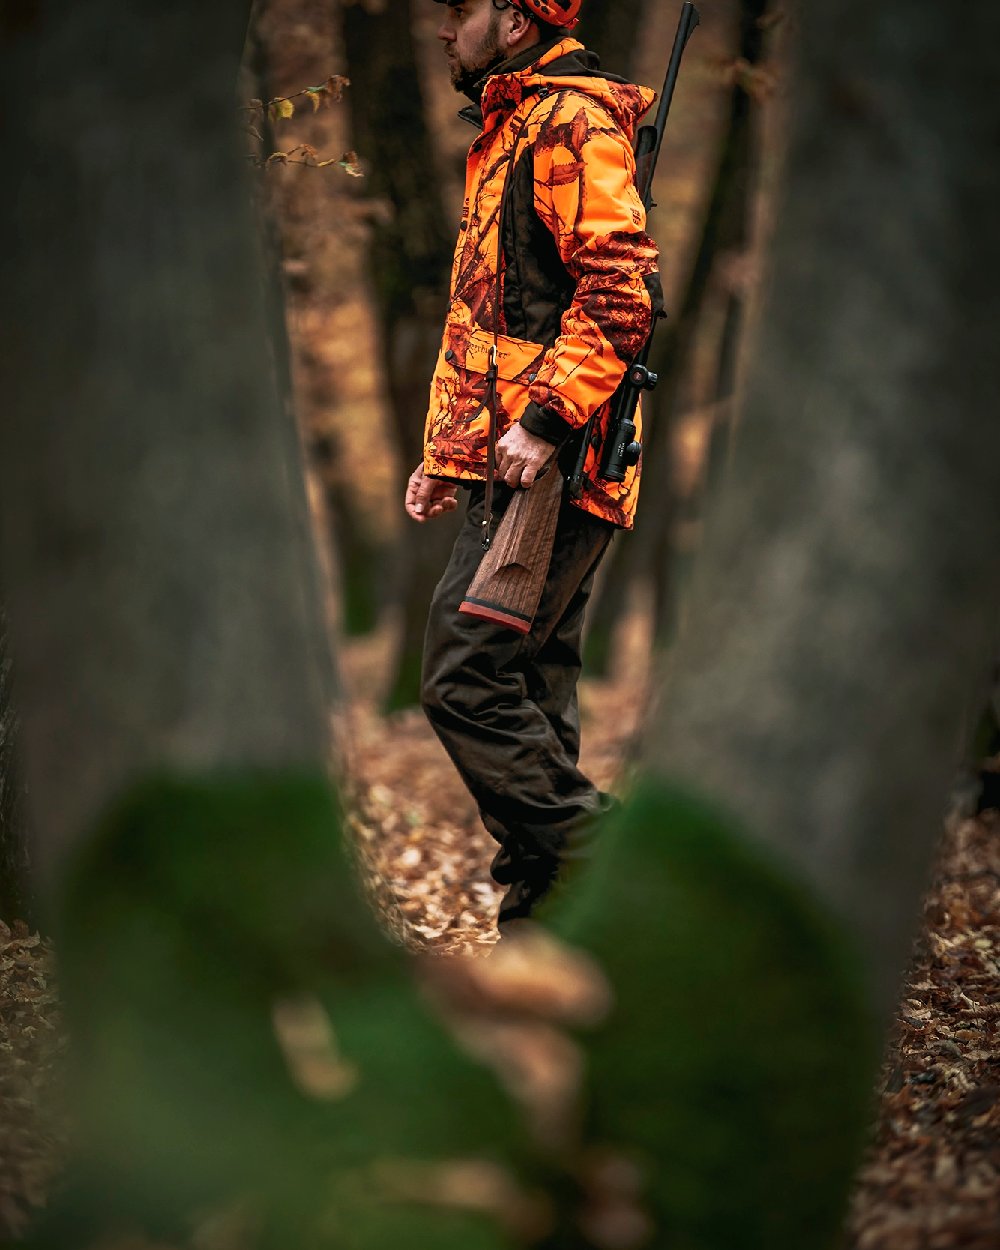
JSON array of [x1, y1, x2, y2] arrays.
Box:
[[337, 619, 650, 955], [1, 622, 997, 1245]]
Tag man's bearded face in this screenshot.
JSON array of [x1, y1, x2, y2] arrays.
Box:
[[438, 2, 508, 95]]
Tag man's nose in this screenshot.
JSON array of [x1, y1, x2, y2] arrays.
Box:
[[437, 20, 456, 43]]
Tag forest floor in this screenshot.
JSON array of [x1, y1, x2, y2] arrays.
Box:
[[1, 622, 998, 1246]]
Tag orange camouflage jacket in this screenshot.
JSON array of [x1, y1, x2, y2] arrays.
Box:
[[423, 37, 662, 529]]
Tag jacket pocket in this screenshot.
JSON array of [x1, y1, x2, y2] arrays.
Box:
[[425, 324, 549, 475], [453, 326, 547, 384]]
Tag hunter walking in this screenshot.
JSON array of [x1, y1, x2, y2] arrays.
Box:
[[406, 0, 662, 929]]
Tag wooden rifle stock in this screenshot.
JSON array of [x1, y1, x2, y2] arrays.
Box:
[[459, 464, 563, 634]]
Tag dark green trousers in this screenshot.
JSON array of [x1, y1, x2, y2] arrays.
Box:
[[421, 483, 614, 920]]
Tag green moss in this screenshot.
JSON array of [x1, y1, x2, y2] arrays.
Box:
[[549, 778, 879, 1250], [38, 771, 518, 1246]]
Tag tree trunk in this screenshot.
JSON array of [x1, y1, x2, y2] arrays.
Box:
[[0, 606, 30, 920], [552, 6, 1000, 1245], [577, 0, 648, 78], [0, 0, 336, 887], [341, 0, 462, 711], [247, 2, 382, 639], [0, 2, 364, 1236], [645, 0, 1000, 1014], [702, 0, 773, 481]]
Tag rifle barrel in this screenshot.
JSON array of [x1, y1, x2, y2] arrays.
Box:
[[637, 2, 701, 209], [652, 2, 701, 141]]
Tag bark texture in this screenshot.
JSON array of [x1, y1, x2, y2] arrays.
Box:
[[0, 0, 335, 888], [645, 0, 1000, 1015]]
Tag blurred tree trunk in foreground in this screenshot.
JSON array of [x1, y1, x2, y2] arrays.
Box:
[[642, 0, 1000, 1010], [550, 3, 1000, 1246], [0, 0, 334, 887], [342, 0, 461, 711], [584, 0, 773, 674], [0, 606, 30, 919], [0, 6, 514, 1248]]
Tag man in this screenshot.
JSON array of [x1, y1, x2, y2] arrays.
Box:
[[406, 0, 661, 929]]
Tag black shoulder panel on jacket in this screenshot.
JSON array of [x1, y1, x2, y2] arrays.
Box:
[[500, 146, 576, 347]]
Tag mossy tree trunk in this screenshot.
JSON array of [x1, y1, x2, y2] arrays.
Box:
[[554, 5, 1000, 1245], [341, 0, 462, 710], [643, 0, 1000, 1011]]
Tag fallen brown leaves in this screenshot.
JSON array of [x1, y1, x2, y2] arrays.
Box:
[[0, 918, 64, 1240], [846, 810, 1000, 1250]]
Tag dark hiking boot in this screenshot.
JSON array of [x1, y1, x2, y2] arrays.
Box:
[[494, 792, 621, 934], [496, 863, 559, 929]]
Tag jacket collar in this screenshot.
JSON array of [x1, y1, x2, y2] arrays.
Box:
[[457, 36, 581, 131]]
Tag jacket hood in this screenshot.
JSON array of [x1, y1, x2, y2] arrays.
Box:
[[465, 39, 656, 143]]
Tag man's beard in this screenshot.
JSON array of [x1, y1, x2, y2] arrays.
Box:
[[448, 18, 506, 96]]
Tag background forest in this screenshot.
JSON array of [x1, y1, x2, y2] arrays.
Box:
[[1, 1, 999, 1248]]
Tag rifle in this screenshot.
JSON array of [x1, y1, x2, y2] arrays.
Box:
[[460, 1, 700, 635]]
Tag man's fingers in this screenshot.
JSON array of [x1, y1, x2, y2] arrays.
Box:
[[405, 465, 425, 516], [499, 458, 546, 488], [406, 475, 436, 521], [407, 474, 459, 523]]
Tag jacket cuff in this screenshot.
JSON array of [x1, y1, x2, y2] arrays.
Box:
[[520, 400, 575, 446]]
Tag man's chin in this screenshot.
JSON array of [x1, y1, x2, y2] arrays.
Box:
[[451, 58, 503, 97], [450, 64, 478, 94]]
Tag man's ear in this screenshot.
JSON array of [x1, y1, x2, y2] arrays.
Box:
[[503, 6, 536, 49]]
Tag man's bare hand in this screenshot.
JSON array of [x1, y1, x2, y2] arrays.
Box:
[[495, 424, 554, 488], [406, 463, 459, 522]]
